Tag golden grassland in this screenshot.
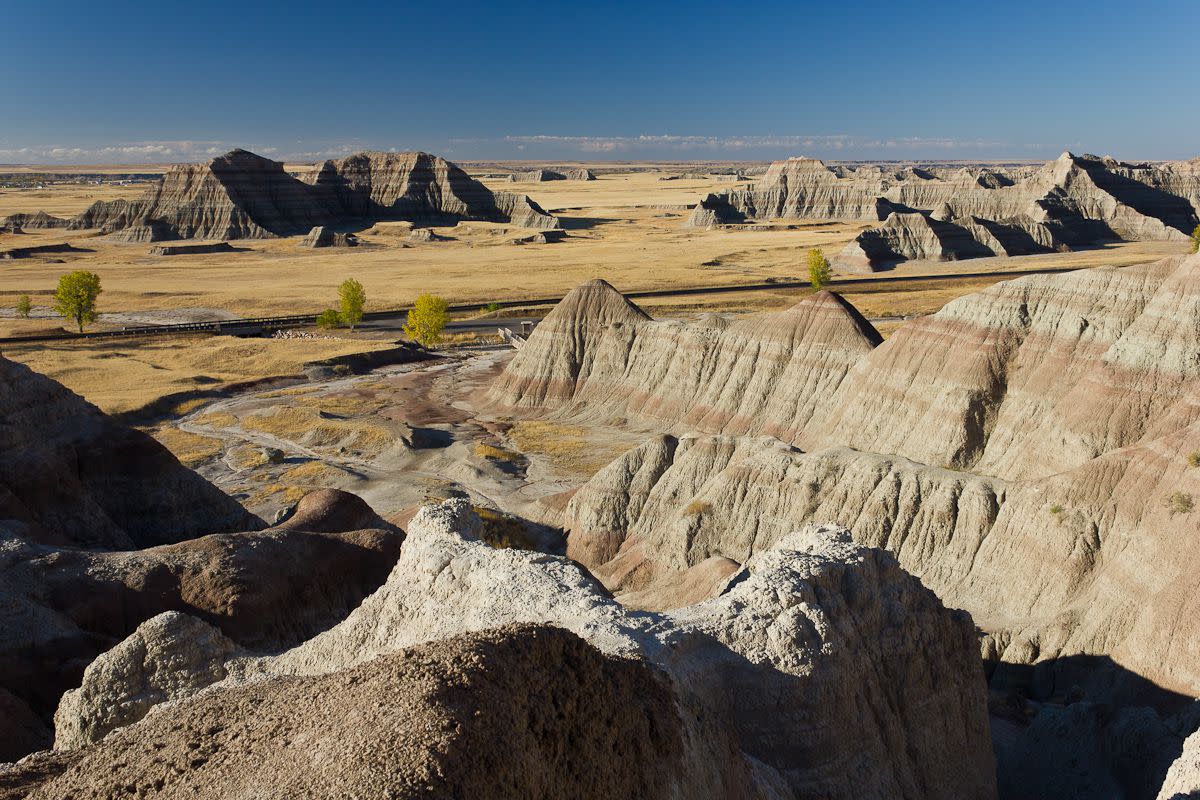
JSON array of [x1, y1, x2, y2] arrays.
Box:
[[507, 420, 636, 478], [0, 168, 1190, 416], [3, 171, 1175, 323], [145, 425, 224, 468], [1, 335, 392, 414]]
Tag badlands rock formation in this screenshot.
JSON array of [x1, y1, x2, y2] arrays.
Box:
[[494, 261, 1200, 750], [1159, 730, 1200, 800], [508, 168, 566, 182], [299, 225, 358, 247], [1, 211, 70, 231], [690, 152, 1200, 267], [566, 167, 597, 180], [492, 262, 1200, 796], [66, 149, 559, 241], [489, 279, 881, 439], [44, 500, 996, 800], [0, 356, 258, 548]]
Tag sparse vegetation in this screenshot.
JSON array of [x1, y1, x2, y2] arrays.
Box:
[[1188, 452, 1200, 468], [53, 270, 102, 332], [473, 506, 537, 550], [482, 302, 503, 314], [475, 442, 520, 462], [15, 294, 32, 319], [147, 426, 223, 468], [508, 420, 632, 477], [683, 500, 713, 516], [1049, 504, 1064, 515], [316, 308, 341, 329], [404, 293, 450, 347], [807, 248, 831, 290], [1190, 224, 1200, 254], [338, 278, 366, 330], [1164, 491, 1195, 516]]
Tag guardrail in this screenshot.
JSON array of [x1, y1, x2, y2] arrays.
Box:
[[0, 264, 1086, 345]]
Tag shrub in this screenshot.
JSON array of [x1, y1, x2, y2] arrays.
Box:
[[1049, 504, 1064, 515], [483, 302, 503, 314], [1190, 224, 1200, 255], [1164, 492, 1195, 516], [807, 248, 831, 290], [1187, 452, 1200, 468], [15, 294, 31, 319], [53, 270, 102, 332], [316, 309, 341, 329]]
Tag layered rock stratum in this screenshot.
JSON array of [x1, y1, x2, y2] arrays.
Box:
[[41, 500, 996, 800], [688, 152, 1200, 268], [65, 149, 559, 240], [493, 258, 1200, 698]]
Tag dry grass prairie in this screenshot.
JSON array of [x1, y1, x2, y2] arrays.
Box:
[[2, 335, 392, 414], [3, 170, 1174, 324]]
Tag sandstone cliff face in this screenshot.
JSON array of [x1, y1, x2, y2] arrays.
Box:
[[560, 423, 1200, 695], [489, 279, 881, 441], [497, 258, 1200, 703], [0, 356, 259, 549], [1158, 729, 1200, 800], [51, 500, 997, 800], [67, 149, 559, 240], [820, 254, 1200, 481]]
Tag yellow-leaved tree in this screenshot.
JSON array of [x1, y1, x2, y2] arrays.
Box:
[[404, 294, 449, 347]]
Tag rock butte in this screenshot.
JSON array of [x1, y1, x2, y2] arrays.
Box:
[[688, 152, 1200, 269], [42, 501, 995, 800], [63, 149, 559, 241]]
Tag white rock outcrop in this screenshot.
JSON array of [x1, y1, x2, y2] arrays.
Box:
[[55, 500, 997, 800]]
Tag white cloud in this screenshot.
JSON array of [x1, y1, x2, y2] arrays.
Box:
[[0, 140, 349, 165], [489, 134, 1031, 154]]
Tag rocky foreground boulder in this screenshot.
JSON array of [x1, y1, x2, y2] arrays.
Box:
[[0, 488, 403, 760], [28, 625, 699, 800], [66, 149, 559, 241], [40, 500, 997, 800]]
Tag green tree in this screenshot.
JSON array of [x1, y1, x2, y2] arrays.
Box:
[[807, 248, 832, 290], [404, 294, 450, 347], [1190, 224, 1200, 254], [316, 308, 341, 330], [15, 294, 32, 319], [338, 278, 366, 331], [53, 271, 101, 333]]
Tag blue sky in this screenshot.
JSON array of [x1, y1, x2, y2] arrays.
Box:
[[3, 0, 1197, 163]]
